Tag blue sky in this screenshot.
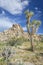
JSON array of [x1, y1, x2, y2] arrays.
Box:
[[0, 0, 43, 34]]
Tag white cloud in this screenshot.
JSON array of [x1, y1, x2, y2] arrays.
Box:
[[2, 10, 5, 14], [0, 0, 29, 14], [23, 26, 27, 31], [35, 7, 42, 13], [38, 11, 42, 13], [0, 17, 16, 29], [35, 7, 38, 10]]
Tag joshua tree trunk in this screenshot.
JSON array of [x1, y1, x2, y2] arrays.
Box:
[[26, 18, 34, 51], [30, 34, 34, 51]]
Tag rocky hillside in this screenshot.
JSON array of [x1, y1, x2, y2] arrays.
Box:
[[0, 24, 28, 43]]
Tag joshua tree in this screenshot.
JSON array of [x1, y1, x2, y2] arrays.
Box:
[[25, 10, 34, 34], [31, 20, 41, 51], [25, 10, 41, 51], [32, 20, 41, 33]]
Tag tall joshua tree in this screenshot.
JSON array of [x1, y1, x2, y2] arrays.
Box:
[[25, 10, 34, 34], [25, 10, 41, 51]]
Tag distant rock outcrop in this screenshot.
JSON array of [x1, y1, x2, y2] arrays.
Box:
[[0, 24, 28, 43]]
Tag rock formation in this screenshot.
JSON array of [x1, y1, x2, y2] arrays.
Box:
[[0, 24, 28, 43]]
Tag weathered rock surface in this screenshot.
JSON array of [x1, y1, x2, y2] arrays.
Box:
[[0, 24, 28, 43]]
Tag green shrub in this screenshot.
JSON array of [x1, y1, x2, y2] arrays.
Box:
[[6, 37, 28, 46]]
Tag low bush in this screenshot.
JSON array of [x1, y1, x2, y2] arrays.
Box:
[[6, 37, 28, 46]]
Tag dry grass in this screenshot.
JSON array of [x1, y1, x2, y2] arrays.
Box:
[[0, 41, 43, 65]]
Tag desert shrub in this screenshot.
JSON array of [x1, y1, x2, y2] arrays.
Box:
[[35, 42, 43, 51], [6, 37, 28, 46], [0, 57, 7, 65], [0, 42, 6, 46], [1, 47, 11, 65], [6, 37, 16, 46], [39, 35, 43, 42], [7, 39, 15, 46], [14, 37, 25, 46], [40, 38, 43, 42]]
